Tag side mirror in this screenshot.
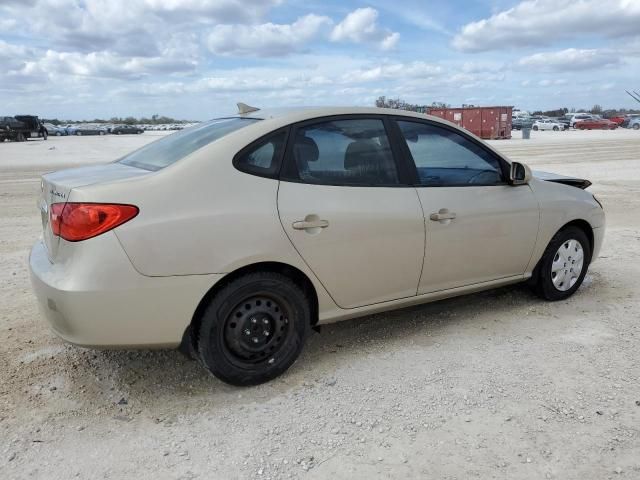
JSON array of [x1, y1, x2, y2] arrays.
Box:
[[510, 161, 532, 185]]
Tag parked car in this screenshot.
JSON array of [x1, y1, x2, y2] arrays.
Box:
[[625, 115, 640, 130], [0, 116, 25, 141], [43, 123, 68, 136], [532, 119, 564, 131], [570, 113, 596, 128], [512, 116, 533, 130], [607, 116, 625, 126], [0, 115, 47, 142], [553, 116, 571, 130], [575, 118, 618, 130], [30, 105, 605, 385], [74, 126, 107, 136], [112, 125, 144, 135]]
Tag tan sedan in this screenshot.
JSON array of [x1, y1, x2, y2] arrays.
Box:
[[30, 105, 605, 385]]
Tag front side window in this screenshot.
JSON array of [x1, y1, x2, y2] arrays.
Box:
[[234, 129, 287, 177], [397, 121, 504, 187], [283, 118, 400, 186], [120, 117, 258, 171]]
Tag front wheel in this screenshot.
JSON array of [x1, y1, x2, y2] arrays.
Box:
[[532, 126, 538, 131], [633, 124, 639, 130], [198, 272, 311, 386], [533, 226, 591, 301], [553, 126, 559, 131]]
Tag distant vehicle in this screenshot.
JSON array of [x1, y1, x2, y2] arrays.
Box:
[[74, 126, 107, 136], [607, 116, 625, 125], [532, 119, 563, 131], [0, 116, 25, 142], [43, 123, 68, 136], [575, 118, 618, 130], [553, 117, 571, 130], [112, 125, 144, 135], [0, 115, 48, 142], [512, 116, 533, 130], [570, 114, 596, 128], [627, 117, 640, 130]]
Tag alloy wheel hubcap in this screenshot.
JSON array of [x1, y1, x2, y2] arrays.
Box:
[[551, 239, 584, 291], [224, 296, 289, 362]]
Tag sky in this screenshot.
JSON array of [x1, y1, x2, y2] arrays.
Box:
[[1, 0, 639, 120]]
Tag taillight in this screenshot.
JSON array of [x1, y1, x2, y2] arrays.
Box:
[[50, 203, 138, 242]]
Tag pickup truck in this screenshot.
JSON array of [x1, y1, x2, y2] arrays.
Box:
[[0, 115, 48, 142]]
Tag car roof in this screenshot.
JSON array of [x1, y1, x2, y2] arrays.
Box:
[[232, 106, 446, 125]]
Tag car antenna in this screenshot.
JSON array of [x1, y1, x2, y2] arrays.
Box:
[[237, 102, 260, 115]]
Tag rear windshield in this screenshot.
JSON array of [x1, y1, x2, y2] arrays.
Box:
[[119, 118, 259, 171]]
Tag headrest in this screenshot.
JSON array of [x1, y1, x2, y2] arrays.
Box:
[[293, 136, 319, 163], [344, 139, 380, 170]]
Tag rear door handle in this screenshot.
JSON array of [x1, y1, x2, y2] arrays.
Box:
[[429, 209, 456, 222], [292, 219, 329, 230]]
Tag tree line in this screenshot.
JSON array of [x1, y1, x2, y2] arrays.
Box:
[[42, 114, 195, 125]]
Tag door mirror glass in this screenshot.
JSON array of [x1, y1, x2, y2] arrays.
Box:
[[510, 162, 531, 185]]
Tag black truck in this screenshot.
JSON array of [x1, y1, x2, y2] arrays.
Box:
[[0, 115, 48, 142]]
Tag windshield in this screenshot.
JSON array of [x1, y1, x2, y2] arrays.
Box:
[[120, 117, 259, 171]]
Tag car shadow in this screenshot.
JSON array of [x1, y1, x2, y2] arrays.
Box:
[[60, 282, 551, 413]]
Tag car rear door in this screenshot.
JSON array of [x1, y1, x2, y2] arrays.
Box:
[[392, 118, 539, 294], [277, 116, 425, 309]]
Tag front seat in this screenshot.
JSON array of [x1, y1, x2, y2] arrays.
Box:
[[344, 139, 397, 184]]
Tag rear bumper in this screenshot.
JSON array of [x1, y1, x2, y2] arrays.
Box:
[[29, 237, 223, 348]]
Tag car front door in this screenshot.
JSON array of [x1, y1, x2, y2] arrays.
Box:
[[393, 119, 539, 294], [277, 116, 425, 309]]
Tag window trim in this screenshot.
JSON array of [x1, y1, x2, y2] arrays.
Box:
[[389, 116, 511, 188], [279, 114, 413, 188], [232, 127, 291, 180]]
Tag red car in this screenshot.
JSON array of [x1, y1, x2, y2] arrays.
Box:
[[608, 116, 625, 125], [575, 118, 618, 130]]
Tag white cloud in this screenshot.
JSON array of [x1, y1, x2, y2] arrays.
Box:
[[207, 14, 332, 57], [518, 48, 621, 71], [453, 0, 640, 52], [330, 8, 400, 50]]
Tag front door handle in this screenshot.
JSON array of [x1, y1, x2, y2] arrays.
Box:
[[292, 219, 329, 230], [429, 209, 457, 222]]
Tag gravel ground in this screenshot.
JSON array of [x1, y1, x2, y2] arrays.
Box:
[[1, 129, 639, 479]]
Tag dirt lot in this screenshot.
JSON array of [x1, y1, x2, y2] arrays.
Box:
[[1, 129, 639, 479]]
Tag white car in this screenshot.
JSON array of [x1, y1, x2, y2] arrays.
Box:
[[532, 119, 563, 131], [29, 104, 605, 385]]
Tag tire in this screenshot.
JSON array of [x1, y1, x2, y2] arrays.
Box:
[[43, 131, 48, 140], [99, 131, 105, 135], [56, 131, 62, 136], [553, 126, 559, 131], [16, 132, 25, 142], [533, 226, 591, 301], [76, 131, 82, 136], [198, 272, 311, 386], [633, 124, 639, 130], [117, 131, 121, 135], [532, 126, 538, 131]]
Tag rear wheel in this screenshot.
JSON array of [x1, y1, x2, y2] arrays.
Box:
[[633, 124, 639, 130], [532, 125, 538, 131], [533, 226, 591, 301], [198, 272, 310, 386]]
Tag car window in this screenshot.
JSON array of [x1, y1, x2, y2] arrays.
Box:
[[234, 129, 287, 177], [283, 118, 399, 186], [119, 118, 259, 171], [397, 120, 504, 187]]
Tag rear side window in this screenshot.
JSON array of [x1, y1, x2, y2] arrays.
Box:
[[282, 118, 400, 186], [397, 120, 504, 187], [120, 118, 258, 171], [234, 129, 287, 177]]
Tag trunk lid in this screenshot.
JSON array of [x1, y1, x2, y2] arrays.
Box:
[[39, 163, 148, 260]]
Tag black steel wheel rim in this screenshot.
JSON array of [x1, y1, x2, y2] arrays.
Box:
[[223, 295, 290, 364]]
